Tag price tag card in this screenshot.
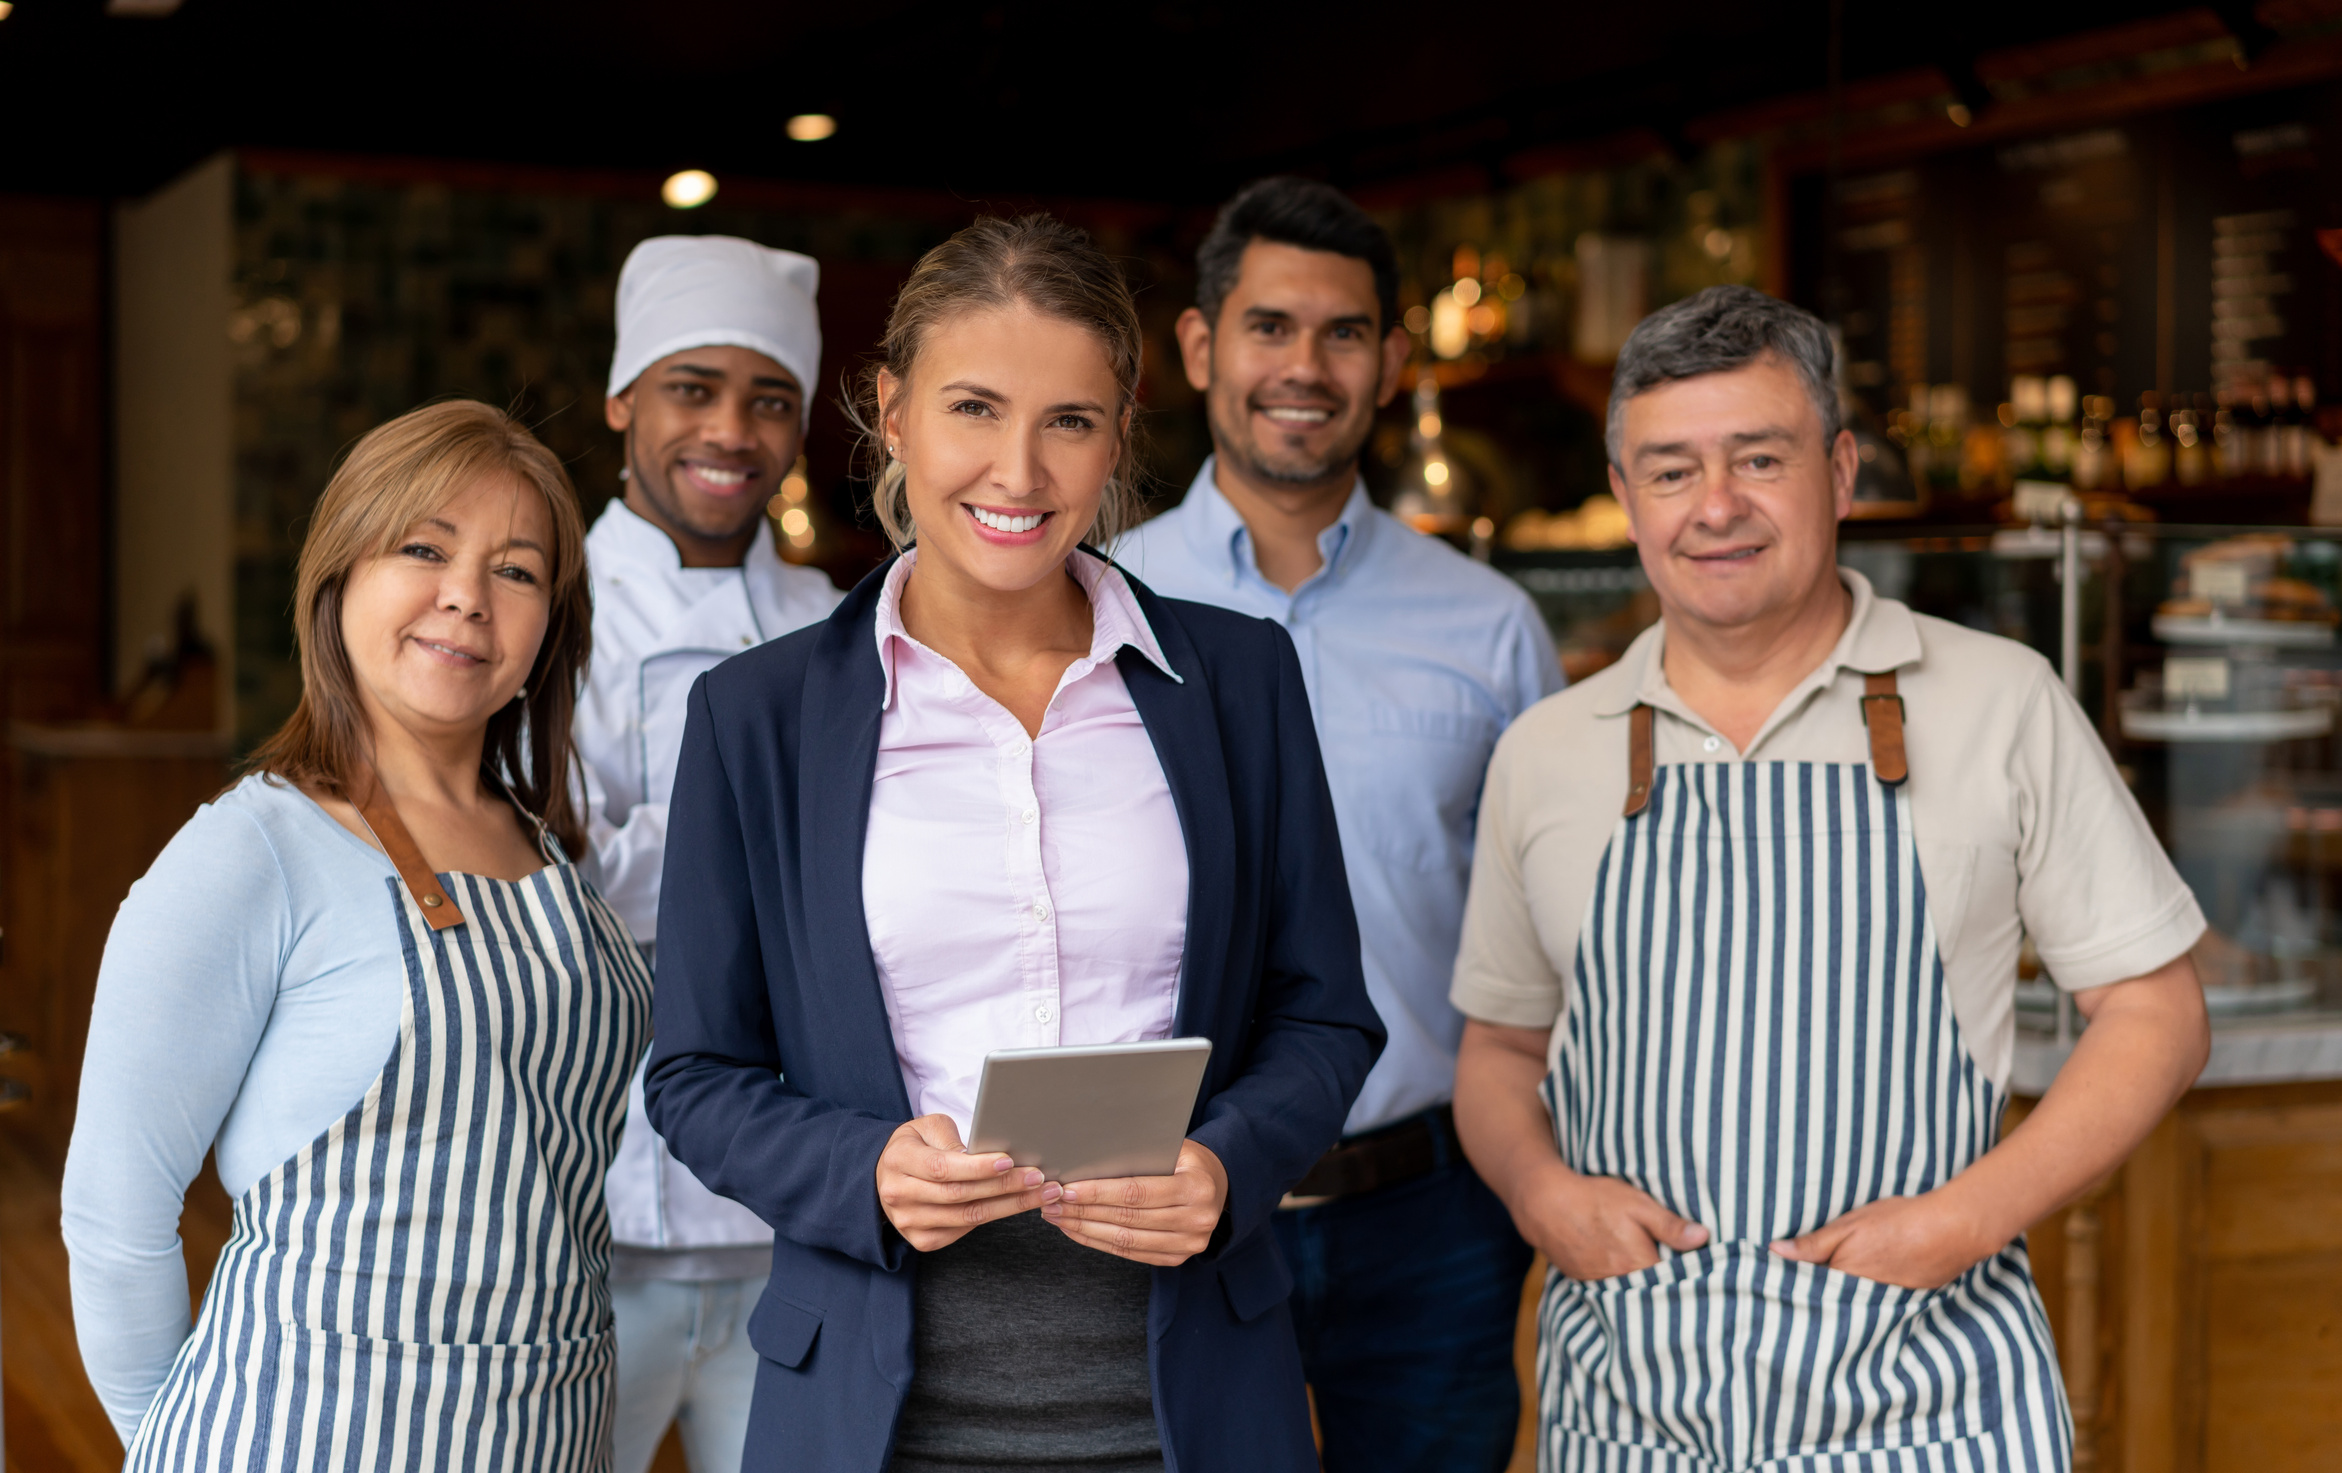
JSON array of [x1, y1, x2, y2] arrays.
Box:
[[2191, 562, 2252, 606], [2165, 656, 2232, 700]]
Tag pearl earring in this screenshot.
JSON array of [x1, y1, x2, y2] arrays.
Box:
[[618, 466, 631, 482], [514, 685, 527, 702]]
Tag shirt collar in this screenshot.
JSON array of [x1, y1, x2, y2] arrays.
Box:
[[872, 547, 1182, 709], [588, 495, 782, 576], [1593, 567, 1922, 733], [1182, 456, 1375, 592]]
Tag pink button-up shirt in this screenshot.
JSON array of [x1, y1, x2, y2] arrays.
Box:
[[862, 550, 1191, 1134]]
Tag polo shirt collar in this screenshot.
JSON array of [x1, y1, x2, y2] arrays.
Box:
[[872, 547, 1181, 709], [1182, 456, 1374, 591], [1592, 567, 1921, 738]]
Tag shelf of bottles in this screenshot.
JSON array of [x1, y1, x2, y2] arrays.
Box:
[[1885, 368, 2326, 523]]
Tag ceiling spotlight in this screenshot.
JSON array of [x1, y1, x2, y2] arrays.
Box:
[[0, 3, 15, 18], [1946, 102, 1973, 128], [661, 170, 718, 209], [787, 114, 838, 143]]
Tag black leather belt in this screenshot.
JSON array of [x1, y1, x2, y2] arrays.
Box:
[[1286, 1104, 1454, 1203]]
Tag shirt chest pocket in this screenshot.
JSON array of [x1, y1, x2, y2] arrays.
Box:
[[639, 649, 737, 805], [1322, 702, 1501, 874]]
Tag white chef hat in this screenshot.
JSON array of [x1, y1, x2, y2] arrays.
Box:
[[607, 235, 822, 422]]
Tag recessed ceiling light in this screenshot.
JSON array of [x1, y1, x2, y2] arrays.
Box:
[[787, 114, 838, 143], [0, 3, 15, 19], [661, 170, 718, 209]]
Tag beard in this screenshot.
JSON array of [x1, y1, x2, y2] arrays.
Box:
[[1209, 385, 1375, 488], [630, 447, 770, 544]]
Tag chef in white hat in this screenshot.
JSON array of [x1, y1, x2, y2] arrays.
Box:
[[583, 234, 843, 1473]]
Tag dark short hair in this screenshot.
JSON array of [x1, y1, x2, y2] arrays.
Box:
[[1606, 285, 1841, 468], [1195, 177, 1400, 335]]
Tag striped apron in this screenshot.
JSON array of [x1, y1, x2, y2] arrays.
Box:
[[124, 787, 652, 1473], [1537, 679, 2070, 1472]]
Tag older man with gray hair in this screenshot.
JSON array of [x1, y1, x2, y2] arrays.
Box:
[[1451, 284, 2209, 1470]]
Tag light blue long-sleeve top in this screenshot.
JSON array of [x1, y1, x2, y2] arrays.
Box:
[[60, 775, 420, 1445], [1116, 461, 1564, 1135]]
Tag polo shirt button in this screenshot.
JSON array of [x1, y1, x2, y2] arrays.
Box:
[[1035, 1002, 1054, 1024], [1033, 901, 1050, 921], [1703, 736, 1721, 753], [1022, 808, 1037, 824]]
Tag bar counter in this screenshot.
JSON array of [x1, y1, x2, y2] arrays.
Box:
[[2010, 1010, 2342, 1470]]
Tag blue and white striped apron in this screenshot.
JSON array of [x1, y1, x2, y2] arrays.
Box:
[[124, 808, 652, 1473], [1537, 709, 2070, 1472]]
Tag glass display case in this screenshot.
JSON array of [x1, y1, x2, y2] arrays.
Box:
[[1499, 519, 2342, 1029], [2113, 528, 2342, 1020]]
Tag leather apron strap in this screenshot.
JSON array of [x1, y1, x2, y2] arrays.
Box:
[[1623, 704, 1656, 818], [1622, 668, 1908, 817], [354, 774, 466, 930], [1860, 670, 1909, 786]]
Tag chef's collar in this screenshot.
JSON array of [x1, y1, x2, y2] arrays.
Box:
[[1592, 567, 1922, 743], [591, 496, 780, 575]]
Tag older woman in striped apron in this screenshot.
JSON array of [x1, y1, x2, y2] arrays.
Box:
[[64, 400, 651, 1471], [1452, 288, 2211, 1471]]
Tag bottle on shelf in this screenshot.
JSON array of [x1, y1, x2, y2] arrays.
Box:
[[2173, 394, 2210, 486], [2006, 375, 2046, 481], [2250, 377, 2279, 474], [2123, 392, 2173, 489], [2043, 375, 2078, 481], [2073, 395, 2113, 491], [1929, 384, 1971, 499], [2213, 388, 2240, 479], [2279, 374, 2314, 478]]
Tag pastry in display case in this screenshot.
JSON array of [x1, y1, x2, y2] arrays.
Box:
[[2119, 530, 2342, 1016]]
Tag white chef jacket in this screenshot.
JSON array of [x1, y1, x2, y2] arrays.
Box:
[[581, 498, 843, 1253]]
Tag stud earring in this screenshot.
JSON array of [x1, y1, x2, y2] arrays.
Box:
[[514, 685, 527, 702], [618, 467, 631, 482]]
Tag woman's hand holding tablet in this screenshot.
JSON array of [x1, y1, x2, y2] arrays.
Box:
[[874, 1114, 1059, 1252], [1041, 1139, 1227, 1266]]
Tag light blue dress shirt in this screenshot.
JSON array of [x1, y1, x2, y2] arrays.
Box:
[[1117, 460, 1563, 1135]]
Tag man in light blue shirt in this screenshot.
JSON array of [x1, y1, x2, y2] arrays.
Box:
[[1118, 177, 1562, 1473]]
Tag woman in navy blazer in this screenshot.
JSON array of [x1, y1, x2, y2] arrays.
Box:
[[643, 215, 1383, 1473]]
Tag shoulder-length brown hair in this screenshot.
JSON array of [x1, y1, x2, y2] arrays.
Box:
[[243, 399, 593, 857]]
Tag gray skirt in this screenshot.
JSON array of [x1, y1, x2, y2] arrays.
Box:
[[888, 1209, 1164, 1473]]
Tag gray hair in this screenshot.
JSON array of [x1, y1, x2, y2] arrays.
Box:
[[1605, 285, 1841, 468]]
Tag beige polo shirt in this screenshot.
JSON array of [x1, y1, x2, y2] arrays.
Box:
[[1451, 568, 2204, 1089]]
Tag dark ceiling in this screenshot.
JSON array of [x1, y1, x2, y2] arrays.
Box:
[[5, 0, 2208, 202]]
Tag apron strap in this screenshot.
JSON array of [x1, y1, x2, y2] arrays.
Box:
[[1860, 670, 1909, 786], [1623, 703, 1655, 817], [354, 773, 467, 930], [1623, 668, 1909, 815]]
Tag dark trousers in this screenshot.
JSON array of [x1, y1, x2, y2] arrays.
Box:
[[1271, 1117, 1534, 1473]]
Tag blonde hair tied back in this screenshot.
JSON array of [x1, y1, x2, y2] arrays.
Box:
[[850, 214, 1147, 553]]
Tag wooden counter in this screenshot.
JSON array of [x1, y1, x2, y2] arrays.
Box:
[[2012, 1022, 2342, 1472]]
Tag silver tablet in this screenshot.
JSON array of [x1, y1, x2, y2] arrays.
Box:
[[966, 1037, 1213, 1183]]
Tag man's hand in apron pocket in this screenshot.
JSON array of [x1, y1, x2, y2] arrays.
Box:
[[1522, 1164, 1713, 1282], [1768, 1190, 1993, 1290]]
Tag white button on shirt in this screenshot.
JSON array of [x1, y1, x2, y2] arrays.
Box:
[[861, 549, 1191, 1136]]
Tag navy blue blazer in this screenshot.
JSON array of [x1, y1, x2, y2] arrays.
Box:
[[644, 553, 1385, 1473]]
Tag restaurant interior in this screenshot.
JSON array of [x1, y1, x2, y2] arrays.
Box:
[[2, 2, 2340, 1469]]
